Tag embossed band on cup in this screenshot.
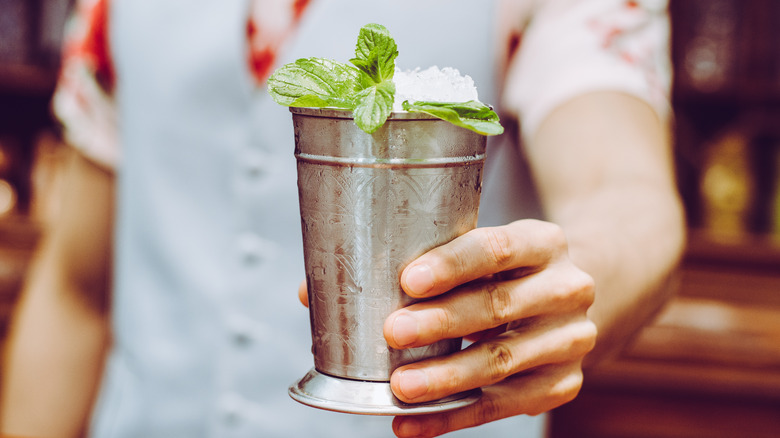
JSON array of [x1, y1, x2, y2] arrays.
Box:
[[295, 152, 486, 169]]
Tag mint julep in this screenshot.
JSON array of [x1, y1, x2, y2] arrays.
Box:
[[267, 23, 504, 136]]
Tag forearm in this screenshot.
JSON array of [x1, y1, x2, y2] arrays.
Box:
[[555, 181, 684, 364], [527, 91, 686, 365], [1, 256, 110, 437], [1, 150, 114, 437]]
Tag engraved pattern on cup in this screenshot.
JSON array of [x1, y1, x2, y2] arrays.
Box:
[[293, 108, 486, 382]]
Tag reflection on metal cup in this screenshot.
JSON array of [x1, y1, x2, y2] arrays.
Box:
[[288, 107, 484, 415]]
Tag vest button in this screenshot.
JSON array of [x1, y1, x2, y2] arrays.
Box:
[[227, 315, 254, 347], [238, 233, 265, 265], [245, 153, 266, 179], [218, 392, 244, 427]]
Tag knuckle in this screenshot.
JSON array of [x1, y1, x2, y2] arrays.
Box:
[[551, 268, 596, 311], [570, 319, 598, 357], [431, 307, 453, 339], [578, 270, 596, 299], [528, 367, 583, 416], [584, 319, 598, 346], [471, 395, 504, 426], [433, 414, 452, 437], [557, 368, 584, 405], [443, 240, 472, 280], [538, 220, 568, 253], [481, 227, 515, 269], [440, 364, 465, 391], [569, 269, 596, 307], [485, 341, 516, 382], [484, 282, 514, 326]]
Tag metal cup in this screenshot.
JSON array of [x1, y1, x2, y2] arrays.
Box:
[[288, 107, 485, 415]]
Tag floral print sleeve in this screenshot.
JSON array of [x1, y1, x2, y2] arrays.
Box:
[[52, 0, 119, 169], [501, 0, 672, 141], [247, 0, 311, 85], [52, 0, 312, 169]]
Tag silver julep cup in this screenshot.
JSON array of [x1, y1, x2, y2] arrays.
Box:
[[288, 107, 484, 415]]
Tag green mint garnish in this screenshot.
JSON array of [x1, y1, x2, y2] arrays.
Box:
[[402, 100, 504, 136], [267, 23, 503, 136], [267, 57, 364, 109], [353, 79, 395, 134], [348, 23, 397, 133], [350, 23, 398, 84]]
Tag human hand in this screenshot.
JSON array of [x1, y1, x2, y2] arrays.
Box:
[[383, 219, 597, 437]]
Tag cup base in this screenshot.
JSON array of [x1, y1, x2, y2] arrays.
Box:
[[288, 368, 482, 416]]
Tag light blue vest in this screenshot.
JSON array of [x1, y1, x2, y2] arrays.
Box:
[[93, 0, 543, 436]]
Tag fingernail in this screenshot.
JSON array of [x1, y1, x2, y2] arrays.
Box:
[[392, 313, 419, 347], [398, 369, 429, 400], [395, 417, 423, 437], [405, 264, 434, 295]]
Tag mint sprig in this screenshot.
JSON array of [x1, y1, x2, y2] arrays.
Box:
[[267, 23, 503, 136]]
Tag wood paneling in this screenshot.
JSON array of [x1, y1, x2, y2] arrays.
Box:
[[550, 233, 780, 437]]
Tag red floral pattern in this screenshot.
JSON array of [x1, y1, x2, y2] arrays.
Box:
[[61, 0, 314, 93], [247, 0, 313, 84], [62, 0, 114, 92], [587, 0, 667, 102]]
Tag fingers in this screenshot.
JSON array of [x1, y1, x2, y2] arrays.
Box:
[[384, 262, 594, 349], [400, 220, 566, 299], [298, 279, 308, 307], [389, 314, 596, 404], [392, 361, 585, 438]]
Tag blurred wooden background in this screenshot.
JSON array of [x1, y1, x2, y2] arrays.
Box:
[[0, 0, 70, 340]]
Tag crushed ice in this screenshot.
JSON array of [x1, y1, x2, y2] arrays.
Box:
[[393, 66, 479, 112]]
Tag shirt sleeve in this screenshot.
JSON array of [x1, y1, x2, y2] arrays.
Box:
[[502, 0, 672, 142], [51, 0, 313, 170], [247, 0, 312, 85], [52, 0, 119, 170]]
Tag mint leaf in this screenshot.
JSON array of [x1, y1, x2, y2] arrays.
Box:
[[402, 100, 505, 136], [347, 23, 398, 133], [267, 57, 364, 109], [350, 23, 398, 83], [353, 80, 395, 133]]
